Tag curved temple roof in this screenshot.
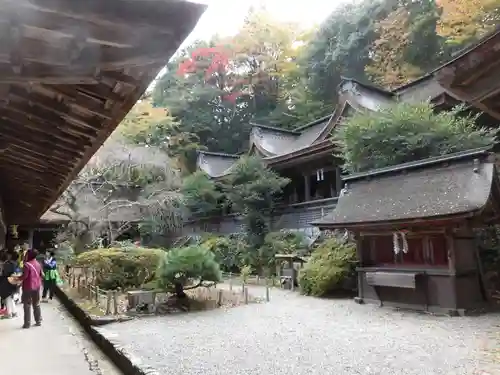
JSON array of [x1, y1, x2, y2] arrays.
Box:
[[197, 152, 240, 178], [250, 116, 332, 158]]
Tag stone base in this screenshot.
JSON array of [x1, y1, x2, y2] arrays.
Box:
[[354, 297, 364, 304], [359, 297, 486, 317]]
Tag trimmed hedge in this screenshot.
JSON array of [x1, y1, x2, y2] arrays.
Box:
[[75, 247, 164, 290]]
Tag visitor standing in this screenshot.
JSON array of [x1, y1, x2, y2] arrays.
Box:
[[0, 251, 19, 319], [42, 251, 57, 302], [19, 249, 42, 328]]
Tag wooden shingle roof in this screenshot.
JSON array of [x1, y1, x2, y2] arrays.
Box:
[[313, 148, 497, 229]]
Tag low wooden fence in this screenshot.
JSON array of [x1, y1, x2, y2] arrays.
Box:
[[63, 267, 123, 315], [62, 267, 274, 313], [222, 272, 277, 286]]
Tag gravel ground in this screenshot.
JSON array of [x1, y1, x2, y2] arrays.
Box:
[[98, 286, 500, 375]]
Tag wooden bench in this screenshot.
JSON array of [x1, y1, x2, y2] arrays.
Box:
[[366, 271, 419, 289]]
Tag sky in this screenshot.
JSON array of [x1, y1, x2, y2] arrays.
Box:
[[151, 0, 347, 86], [185, 0, 346, 45]]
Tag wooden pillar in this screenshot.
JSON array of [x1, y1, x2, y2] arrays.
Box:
[[445, 229, 458, 311], [335, 167, 342, 197], [28, 229, 34, 249], [303, 174, 310, 201], [354, 232, 364, 304]]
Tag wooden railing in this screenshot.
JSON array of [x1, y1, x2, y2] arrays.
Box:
[[63, 267, 122, 315]]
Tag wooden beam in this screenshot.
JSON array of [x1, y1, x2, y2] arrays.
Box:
[[0, 6, 162, 48], [0, 76, 97, 84], [461, 57, 500, 86], [7, 175, 54, 193], [0, 63, 98, 84], [98, 45, 176, 69], [0, 153, 67, 178], [0, 115, 87, 156], [12, 0, 196, 35], [41, 85, 113, 119], [0, 108, 87, 150], [2, 141, 76, 169], [75, 84, 125, 103], [18, 37, 73, 67], [101, 70, 142, 86], [9, 85, 100, 137], [456, 68, 500, 103], [1, 98, 96, 144], [39, 84, 112, 124], [0, 143, 73, 171]]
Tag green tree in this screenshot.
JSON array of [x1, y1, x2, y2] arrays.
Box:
[[223, 156, 290, 269], [156, 245, 222, 298], [228, 7, 322, 127], [201, 234, 247, 272], [303, 0, 392, 103], [181, 171, 224, 217], [258, 230, 307, 273], [119, 98, 175, 146], [366, 0, 450, 89], [337, 102, 496, 173]]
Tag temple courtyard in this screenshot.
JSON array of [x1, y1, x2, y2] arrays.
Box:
[[95, 286, 500, 375]]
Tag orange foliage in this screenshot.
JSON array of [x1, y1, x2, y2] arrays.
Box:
[[437, 0, 499, 44]]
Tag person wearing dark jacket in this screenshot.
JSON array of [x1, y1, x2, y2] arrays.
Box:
[[0, 251, 19, 318]]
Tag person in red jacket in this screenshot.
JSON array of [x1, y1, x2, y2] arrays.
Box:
[[18, 249, 43, 329]]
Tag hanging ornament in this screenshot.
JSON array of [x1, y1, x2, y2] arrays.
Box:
[[393, 231, 409, 255], [393, 232, 401, 255], [400, 231, 409, 254]]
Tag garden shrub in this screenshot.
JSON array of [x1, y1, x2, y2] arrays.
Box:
[[201, 234, 247, 272], [156, 244, 222, 297], [259, 230, 308, 272], [299, 238, 357, 297], [75, 247, 164, 290]]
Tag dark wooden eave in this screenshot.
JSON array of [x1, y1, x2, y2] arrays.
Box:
[[436, 27, 500, 120], [0, 0, 206, 224]]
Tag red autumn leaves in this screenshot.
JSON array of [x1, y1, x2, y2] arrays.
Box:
[[176, 46, 247, 103]]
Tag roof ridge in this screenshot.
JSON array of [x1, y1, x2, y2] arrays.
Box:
[[293, 114, 333, 132], [250, 122, 300, 135], [339, 77, 393, 96], [198, 151, 239, 158], [344, 147, 493, 182]]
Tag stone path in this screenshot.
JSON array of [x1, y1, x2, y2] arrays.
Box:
[[99, 286, 500, 375], [0, 301, 121, 375]]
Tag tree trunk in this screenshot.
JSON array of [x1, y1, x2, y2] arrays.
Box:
[[174, 282, 187, 299]]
